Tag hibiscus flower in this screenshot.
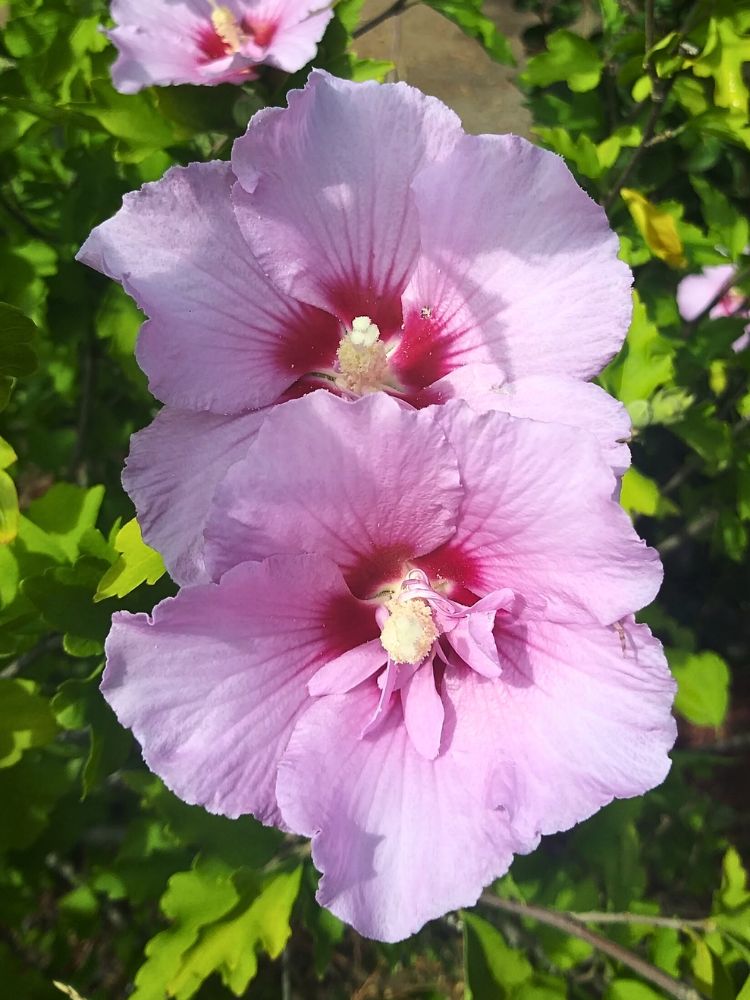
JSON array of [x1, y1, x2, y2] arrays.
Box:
[[107, 0, 333, 93], [677, 263, 749, 352], [102, 392, 675, 942], [78, 71, 632, 585]]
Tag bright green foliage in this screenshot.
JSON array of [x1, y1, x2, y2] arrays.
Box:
[[669, 649, 730, 727], [95, 518, 165, 601], [1, 0, 749, 997], [522, 30, 603, 92]]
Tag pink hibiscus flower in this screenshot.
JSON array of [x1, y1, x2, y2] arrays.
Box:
[[677, 264, 750, 352], [78, 71, 633, 585], [107, 0, 333, 93], [102, 392, 675, 942]]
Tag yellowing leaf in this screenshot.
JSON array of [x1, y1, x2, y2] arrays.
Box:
[[94, 518, 165, 602], [621, 189, 687, 268]]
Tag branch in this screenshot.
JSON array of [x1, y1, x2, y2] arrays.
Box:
[[353, 0, 411, 38], [480, 895, 706, 1000], [570, 910, 710, 931]]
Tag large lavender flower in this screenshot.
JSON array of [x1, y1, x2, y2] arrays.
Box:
[[78, 71, 632, 584], [103, 392, 675, 942]]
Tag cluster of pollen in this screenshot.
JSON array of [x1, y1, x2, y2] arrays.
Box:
[[380, 597, 439, 665], [210, 4, 244, 52], [336, 316, 388, 395]]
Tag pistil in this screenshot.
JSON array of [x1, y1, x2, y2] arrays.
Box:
[[336, 316, 388, 395]]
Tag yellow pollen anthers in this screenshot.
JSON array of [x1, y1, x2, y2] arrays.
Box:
[[336, 316, 388, 395], [210, 4, 244, 52], [380, 598, 439, 665]]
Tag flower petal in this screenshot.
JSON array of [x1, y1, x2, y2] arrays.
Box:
[[103, 554, 377, 825], [231, 70, 462, 333], [486, 616, 676, 841], [276, 681, 522, 941], [123, 406, 266, 586], [108, 0, 255, 93], [77, 161, 340, 414], [421, 366, 631, 476], [308, 638, 387, 696], [401, 659, 445, 759], [445, 613, 502, 678], [204, 392, 462, 596], [420, 403, 661, 624], [676, 265, 734, 321], [255, 0, 334, 72], [392, 133, 632, 387]]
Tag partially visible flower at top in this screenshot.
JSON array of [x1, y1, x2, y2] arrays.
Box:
[[102, 392, 675, 942], [107, 0, 333, 93], [77, 71, 633, 584], [677, 264, 749, 352]]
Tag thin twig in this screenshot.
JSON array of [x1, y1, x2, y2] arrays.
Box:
[[353, 0, 411, 39], [480, 896, 705, 1000], [658, 510, 718, 555], [570, 911, 710, 930]]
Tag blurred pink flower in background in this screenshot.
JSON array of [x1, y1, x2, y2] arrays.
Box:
[[78, 72, 633, 585], [677, 264, 749, 351], [102, 393, 675, 942], [107, 0, 333, 93]]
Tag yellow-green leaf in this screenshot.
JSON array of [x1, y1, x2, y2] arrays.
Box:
[[94, 518, 165, 602], [621, 189, 687, 268]]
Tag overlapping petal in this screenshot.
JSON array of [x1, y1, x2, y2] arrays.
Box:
[[231, 71, 463, 333], [487, 616, 677, 840], [275, 681, 524, 942], [420, 365, 631, 475], [417, 404, 660, 623], [103, 554, 377, 825], [122, 406, 267, 586], [204, 392, 463, 594], [77, 161, 341, 414], [393, 133, 632, 387]]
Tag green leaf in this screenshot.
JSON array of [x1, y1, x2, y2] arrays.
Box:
[[25, 484, 105, 562], [463, 911, 533, 999], [168, 866, 302, 998], [668, 649, 730, 727], [95, 518, 165, 602], [0, 469, 18, 544], [0, 679, 58, 768], [424, 0, 514, 65], [691, 12, 750, 115], [132, 862, 301, 1000], [23, 561, 114, 642], [131, 860, 241, 1000], [600, 292, 675, 407], [620, 468, 677, 519], [522, 30, 603, 92], [606, 979, 665, 1000], [0, 301, 38, 378], [335, 0, 367, 33], [691, 176, 749, 258], [0, 751, 70, 852]]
